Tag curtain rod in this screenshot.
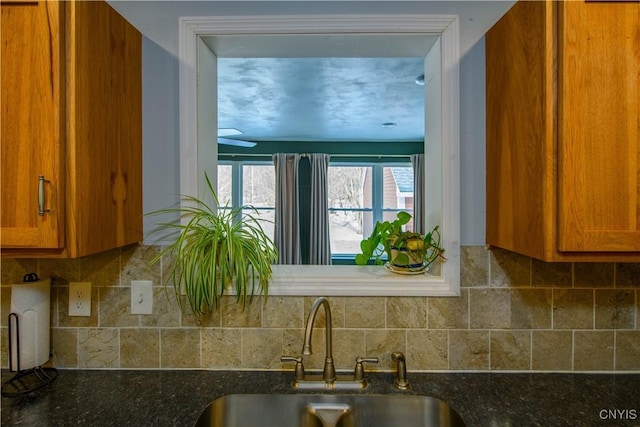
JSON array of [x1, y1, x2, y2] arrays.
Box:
[[218, 153, 413, 158]]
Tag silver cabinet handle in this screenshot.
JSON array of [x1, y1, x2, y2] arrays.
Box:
[[38, 175, 50, 216]]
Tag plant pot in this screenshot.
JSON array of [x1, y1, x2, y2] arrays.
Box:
[[390, 247, 424, 270]]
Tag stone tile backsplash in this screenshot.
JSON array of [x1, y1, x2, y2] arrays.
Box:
[[1, 245, 639, 372]]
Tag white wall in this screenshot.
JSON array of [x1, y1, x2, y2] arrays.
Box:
[[142, 35, 487, 245]]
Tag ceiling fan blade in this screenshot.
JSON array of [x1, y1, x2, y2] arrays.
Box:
[[218, 128, 244, 137], [217, 137, 257, 148]]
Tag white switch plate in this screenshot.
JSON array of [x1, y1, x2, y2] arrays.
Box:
[[69, 282, 91, 316], [131, 280, 153, 314]]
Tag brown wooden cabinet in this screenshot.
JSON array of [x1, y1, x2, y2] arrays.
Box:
[[1, 0, 142, 258], [486, 0, 640, 262]]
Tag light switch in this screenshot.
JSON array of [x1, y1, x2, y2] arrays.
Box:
[[131, 280, 153, 314]]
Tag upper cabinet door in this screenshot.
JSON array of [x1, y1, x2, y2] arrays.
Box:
[[0, 1, 64, 249], [557, 0, 640, 252], [65, 0, 142, 257]]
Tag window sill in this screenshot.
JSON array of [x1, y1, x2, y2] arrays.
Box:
[[269, 265, 459, 297]]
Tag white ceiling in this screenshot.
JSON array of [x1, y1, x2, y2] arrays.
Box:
[[107, 1, 514, 144]]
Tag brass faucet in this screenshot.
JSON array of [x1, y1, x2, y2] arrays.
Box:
[[281, 296, 377, 390], [302, 296, 336, 383]]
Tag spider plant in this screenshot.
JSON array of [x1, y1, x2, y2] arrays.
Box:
[[147, 174, 278, 317]]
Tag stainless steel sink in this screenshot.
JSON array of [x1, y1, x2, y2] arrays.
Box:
[[195, 394, 466, 427]]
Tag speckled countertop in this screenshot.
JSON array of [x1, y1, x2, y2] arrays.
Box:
[[2, 370, 639, 426]]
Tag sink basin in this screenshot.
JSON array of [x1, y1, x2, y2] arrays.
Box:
[[195, 394, 466, 427]]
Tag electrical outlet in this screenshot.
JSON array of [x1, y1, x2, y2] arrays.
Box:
[[131, 280, 153, 314], [69, 282, 91, 316]]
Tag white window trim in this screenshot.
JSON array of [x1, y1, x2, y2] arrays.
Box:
[[179, 14, 460, 297]]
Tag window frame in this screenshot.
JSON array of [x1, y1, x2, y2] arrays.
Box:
[[179, 14, 461, 297]]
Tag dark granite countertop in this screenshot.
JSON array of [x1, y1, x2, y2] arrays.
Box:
[[2, 370, 639, 426]]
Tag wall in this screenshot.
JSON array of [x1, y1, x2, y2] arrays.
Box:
[[1, 38, 638, 373], [1, 246, 639, 371]]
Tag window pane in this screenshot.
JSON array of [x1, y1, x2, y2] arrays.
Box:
[[217, 164, 232, 205], [243, 208, 275, 242], [328, 166, 371, 209], [328, 166, 371, 255], [383, 166, 413, 209], [242, 165, 274, 207]]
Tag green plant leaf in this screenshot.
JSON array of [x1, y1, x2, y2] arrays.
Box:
[[145, 172, 277, 317]]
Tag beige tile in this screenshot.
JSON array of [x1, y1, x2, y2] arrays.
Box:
[[1, 287, 10, 327], [79, 248, 121, 287], [141, 288, 181, 327], [532, 260, 572, 287], [202, 328, 242, 369], [1, 259, 39, 286], [120, 244, 161, 285], [449, 330, 489, 370], [78, 328, 119, 368], [221, 296, 262, 327], [160, 248, 178, 288], [332, 329, 365, 370], [553, 289, 594, 329], [344, 297, 385, 328], [120, 329, 159, 368], [511, 289, 552, 329], [615, 263, 640, 287], [1, 328, 7, 369], [283, 329, 304, 359], [161, 329, 200, 368], [99, 287, 139, 327], [365, 329, 406, 370], [51, 328, 78, 368], [407, 330, 448, 370], [461, 246, 489, 287], [242, 328, 282, 369], [532, 331, 572, 371], [615, 331, 640, 370], [490, 248, 530, 288], [263, 297, 303, 328], [38, 258, 80, 287], [469, 288, 511, 329], [50, 287, 58, 327], [386, 297, 426, 328], [595, 290, 635, 329], [428, 290, 469, 329], [181, 295, 222, 327], [304, 297, 345, 329], [490, 330, 530, 370], [574, 263, 614, 288], [58, 286, 99, 327], [574, 331, 614, 371]]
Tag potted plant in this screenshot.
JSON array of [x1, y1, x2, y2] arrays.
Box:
[[147, 174, 278, 317], [354, 211, 445, 272]]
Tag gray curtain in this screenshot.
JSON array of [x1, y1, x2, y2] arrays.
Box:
[[411, 153, 425, 234], [309, 153, 332, 265], [273, 153, 301, 264]]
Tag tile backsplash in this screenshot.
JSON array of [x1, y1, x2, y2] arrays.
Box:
[[1, 245, 639, 372]]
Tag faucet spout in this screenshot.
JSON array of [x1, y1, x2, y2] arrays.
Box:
[[303, 297, 336, 383]]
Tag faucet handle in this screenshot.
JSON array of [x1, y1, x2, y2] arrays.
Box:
[[281, 355, 305, 380], [353, 356, 379, 381]]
